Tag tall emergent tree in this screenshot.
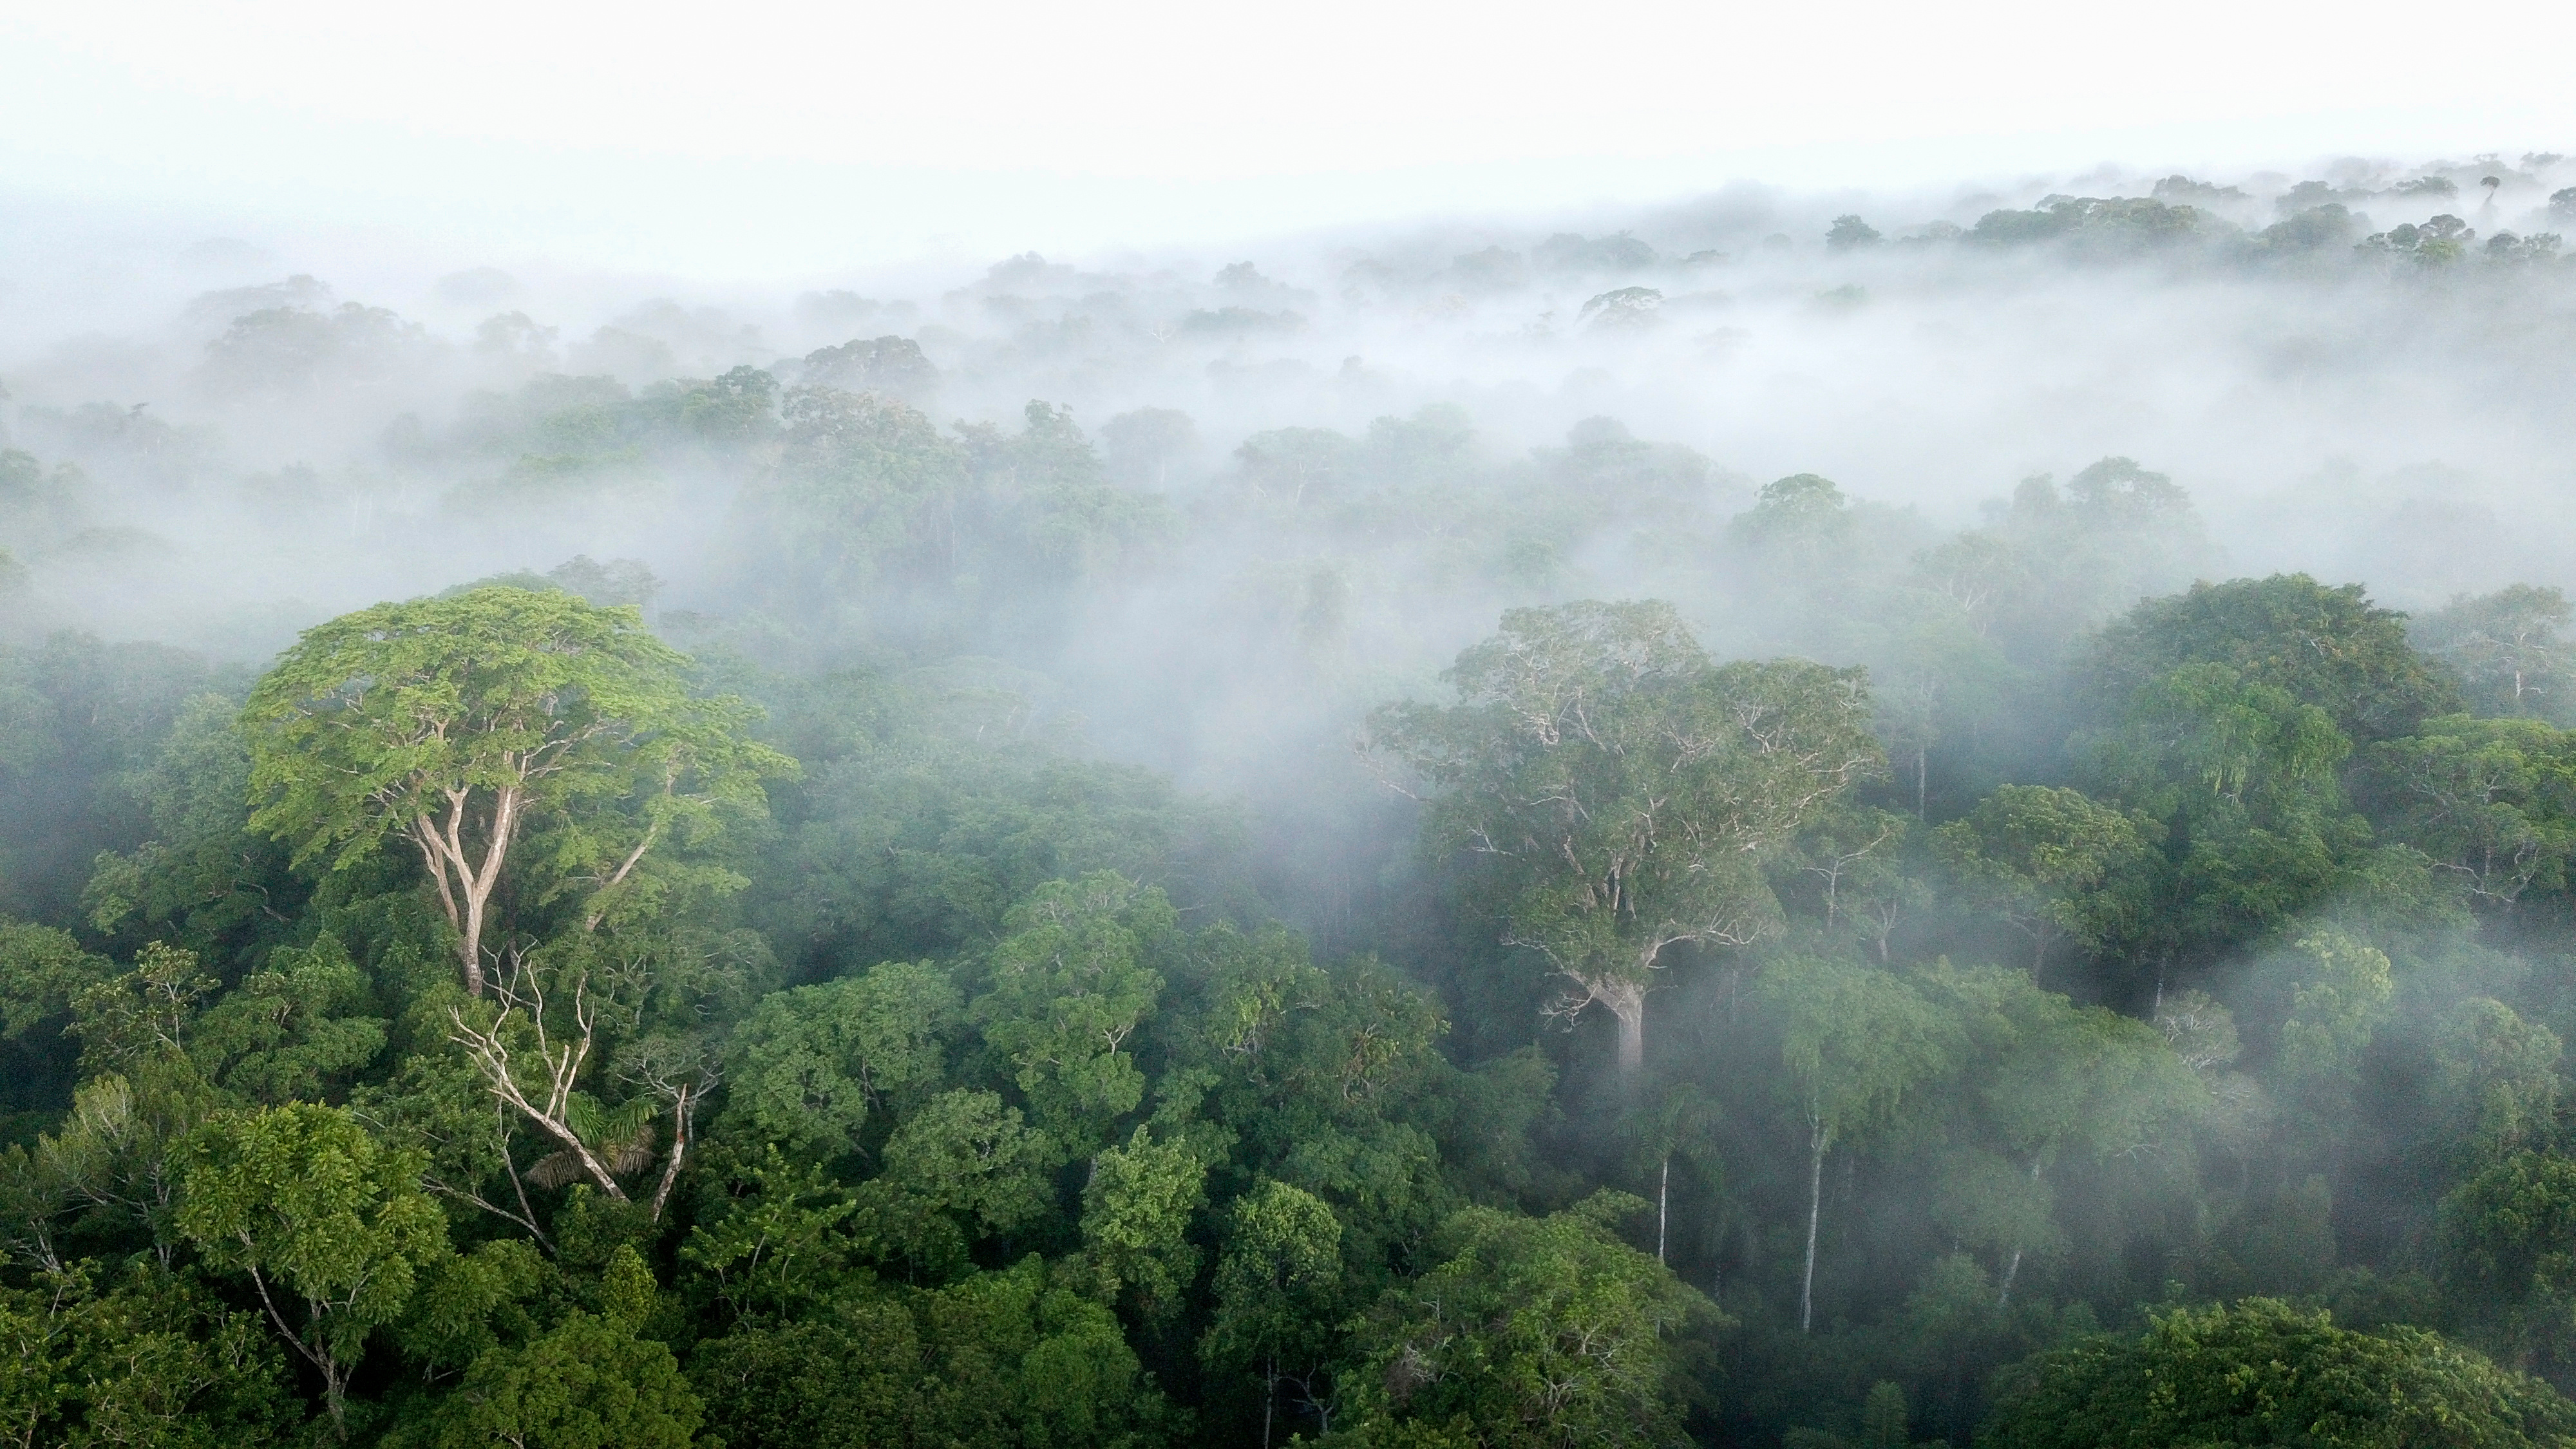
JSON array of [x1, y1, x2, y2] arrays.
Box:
[[1370, 601, 1880, 1079], [242, 587, 790, 995]]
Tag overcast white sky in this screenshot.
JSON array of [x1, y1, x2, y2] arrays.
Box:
[[3, 0, 2573, 273]]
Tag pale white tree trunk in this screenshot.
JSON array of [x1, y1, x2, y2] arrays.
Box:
[[1594, 976, 1647, 1080], [1615, 1005, 1645, 1077], [409, 782, 525, 998], [1998, 1154, 2045, 1306], [1801, 1117, 1828, 1333], [1658, 1155, 1670, 1264]]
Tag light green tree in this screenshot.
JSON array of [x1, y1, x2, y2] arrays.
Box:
[[2364, 716, 2576, 914], [2273, 929, 2396, 1157], [1929, 1144, 2064, 1303], [9, 1069, 214, 1271], [0, 914, 113, 1046], [1859, 1380, 1911, 1449], [2431, 998, 2562, 1165], [2414, 585, 2574, 719], [9, 943, 230, 1266], [1963, 971, 2208, 1302], [1792, 806, 1913, 943], [0, 1263, 303, 1448], [1080, 1124, 1208, 1326], [242, 586, 791, 996], [175, 1103, 450, 1430]]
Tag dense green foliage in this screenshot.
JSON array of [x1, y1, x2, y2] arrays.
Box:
[[1984, 1300, 2576, 1449], [12, 531, 2576, 1446], [7, 170, 2576, 1444]]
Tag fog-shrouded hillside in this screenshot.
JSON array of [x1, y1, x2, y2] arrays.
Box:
[[8, 151, 2576, 1449]]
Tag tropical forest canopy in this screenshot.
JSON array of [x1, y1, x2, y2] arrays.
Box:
[[5, 153, 2576, 1446]]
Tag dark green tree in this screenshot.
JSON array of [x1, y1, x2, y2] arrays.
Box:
[[2083, 574, 2456, 744], [1826, 216, 1883, 249], [1203, 1178, 1346, 1447], [1936, 786, 2154, 981], [1338, 1194, 1718, 1448], [1984, 1299, 2576, 1449], [722, 958, 957, 1160], [973, 874, 1174, 1150]]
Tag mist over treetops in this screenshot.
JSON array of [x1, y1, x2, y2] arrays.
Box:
[[5, 151, 2576, 1447]]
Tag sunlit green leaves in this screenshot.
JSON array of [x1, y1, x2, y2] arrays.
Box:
[[174, 1102, 449, 1421]]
